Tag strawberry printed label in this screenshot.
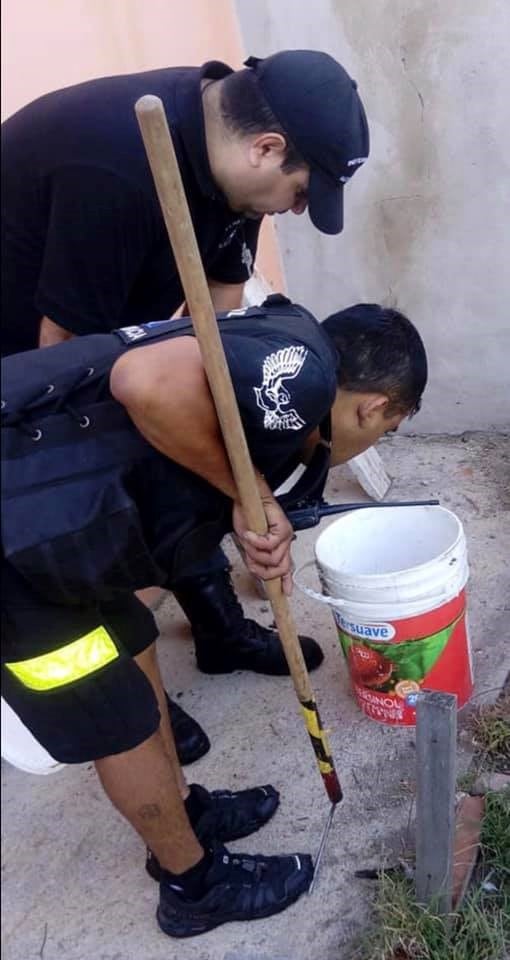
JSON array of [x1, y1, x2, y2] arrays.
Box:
[[335, 590, 472, 726]]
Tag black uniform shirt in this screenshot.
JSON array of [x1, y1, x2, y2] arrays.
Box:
[[128, 311, 339, 579], [1, 63, 260, 355], [1, 306, 338, 594]]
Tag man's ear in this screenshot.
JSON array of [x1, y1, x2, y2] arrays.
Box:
[[357, 394, 389, 427], [248, 132, 287, 167]]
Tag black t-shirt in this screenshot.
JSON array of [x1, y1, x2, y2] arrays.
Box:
[[1, 63, 260, 355]]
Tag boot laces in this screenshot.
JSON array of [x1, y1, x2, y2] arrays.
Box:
[[216, 849, 268, 886]]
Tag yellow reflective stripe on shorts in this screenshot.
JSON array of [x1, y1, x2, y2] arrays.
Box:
[[5, 626, 119, 691]]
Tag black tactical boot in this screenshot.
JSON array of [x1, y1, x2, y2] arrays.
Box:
[[172, 567, 324, 676], [166, 694, 210, 766]]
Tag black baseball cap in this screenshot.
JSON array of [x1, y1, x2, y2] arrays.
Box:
[[244, 50, 369, 235]]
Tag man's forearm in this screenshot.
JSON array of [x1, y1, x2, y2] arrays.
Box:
[[207, 280, 245, 313], [39, 316, 75, 348], [129, 407, 238, 500], [110, 335, 295, 586], [178, 282, 245, 323]]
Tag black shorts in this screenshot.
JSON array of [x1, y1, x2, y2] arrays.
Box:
[[1, 562, 161, 763]]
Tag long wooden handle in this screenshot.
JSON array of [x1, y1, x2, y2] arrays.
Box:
[[135, 95, 342, 803]]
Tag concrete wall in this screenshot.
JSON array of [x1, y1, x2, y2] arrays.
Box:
[[1, 0, 284, 292], [236, 0, 510, 432]]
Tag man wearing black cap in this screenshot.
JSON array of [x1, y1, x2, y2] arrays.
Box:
[[241, 52, 369, 235], [1, 50, 369, 760]]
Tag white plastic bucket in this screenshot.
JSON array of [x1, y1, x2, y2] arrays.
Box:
[[1, 697, 65, 774], [297, 506, 473, 726]]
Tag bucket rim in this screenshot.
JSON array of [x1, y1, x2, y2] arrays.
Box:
[[314, 505, 465, 583], [294, 559, 469, 616]]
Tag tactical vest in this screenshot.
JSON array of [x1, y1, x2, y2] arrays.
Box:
[[1, 297, 338, 604]]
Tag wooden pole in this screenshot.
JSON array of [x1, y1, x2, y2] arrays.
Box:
[[415, 691, 457, 913], [134, 94, 342, 804]]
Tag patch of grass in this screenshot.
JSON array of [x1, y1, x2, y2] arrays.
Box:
[[351, 790, 510, 960], [480, 787, 510, 881], [466, 692, 510, 773], [456, 769, 478, 793]]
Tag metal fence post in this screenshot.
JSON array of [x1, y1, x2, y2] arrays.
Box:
[[415, 690, 457, 913]]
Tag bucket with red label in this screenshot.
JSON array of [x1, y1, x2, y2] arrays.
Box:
[[296, 505, 473, 726]]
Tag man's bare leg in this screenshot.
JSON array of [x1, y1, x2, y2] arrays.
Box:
[[134, 642, 188, 799], [95, 642, 194, 871], [135, 586, 166, 612], [95, 728, 202, 874]]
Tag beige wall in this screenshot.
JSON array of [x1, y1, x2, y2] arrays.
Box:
[[1, 0, 284, 290], [236, 0, 510, 433]]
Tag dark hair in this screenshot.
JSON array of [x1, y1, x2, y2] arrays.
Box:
[[321, 304, 427, 416], [219, 69, 305, 172]]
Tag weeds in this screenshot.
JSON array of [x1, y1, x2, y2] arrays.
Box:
[[349, 691, 510, 959], [466, 692, 510, 773], [351, 790, 509, 960]]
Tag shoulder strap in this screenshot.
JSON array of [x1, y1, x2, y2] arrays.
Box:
[[112, 296, 337, 369], [113, 307, 267, 348]]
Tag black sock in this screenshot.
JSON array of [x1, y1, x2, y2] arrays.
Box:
[[184, 784, 209, 827], [163, 848, 214, 900]]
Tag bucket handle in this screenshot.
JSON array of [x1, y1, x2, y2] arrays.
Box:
[[293, 561, 347, 609]]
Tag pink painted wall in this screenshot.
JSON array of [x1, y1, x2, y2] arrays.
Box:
[[1, 0, 284, 289]]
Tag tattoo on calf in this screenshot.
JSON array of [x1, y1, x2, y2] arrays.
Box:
[[138, 803, 162, 820]]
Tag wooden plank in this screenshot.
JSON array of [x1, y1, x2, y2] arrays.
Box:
[[347, 447, 392, 501], [415, 691, 458, 913], [452, 794, 485, 909], [242, 269, 273, 306]]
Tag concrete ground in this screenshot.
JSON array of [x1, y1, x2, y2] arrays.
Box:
[[2, 432, 509, 960]]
